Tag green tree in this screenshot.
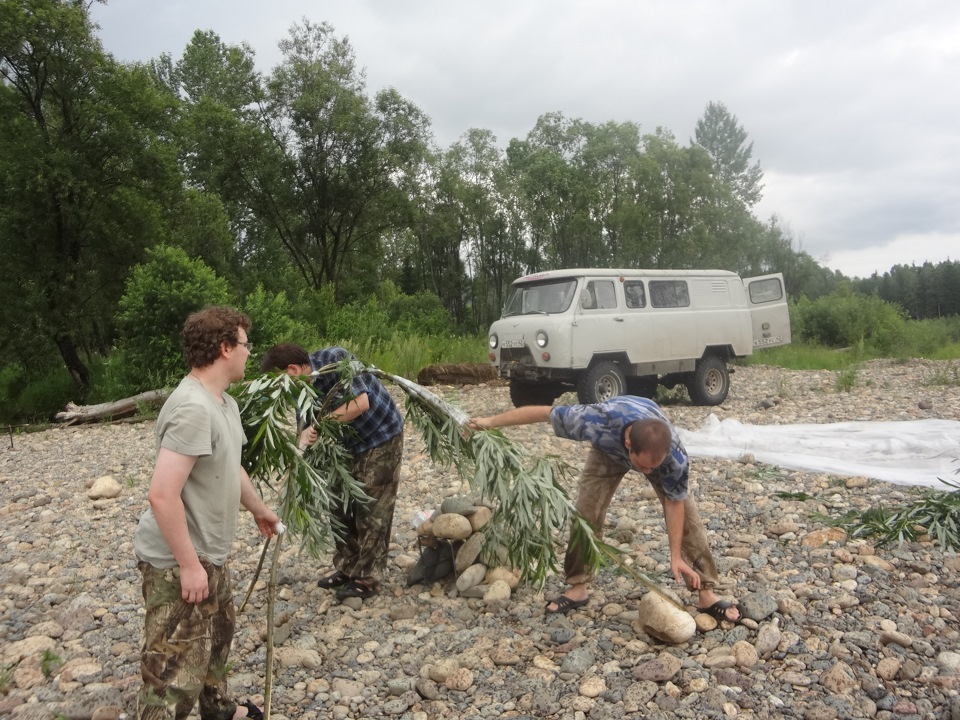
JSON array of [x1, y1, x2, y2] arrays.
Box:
[[576, 120, 642, 265], [625, 129, 719, 268], [410, 149, 469, 326], [114, 245, 231, 391], [0, 0, 181, 386], [162, 30, 289, 297], [693, 101, 763, 208], [262, 21, 431, 297], [445, 129, 528, 329], [507, 113, 600, 269]]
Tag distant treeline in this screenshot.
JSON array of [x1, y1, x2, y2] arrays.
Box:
[[855, 261, 960, 320], [0, 0, 948, 401]]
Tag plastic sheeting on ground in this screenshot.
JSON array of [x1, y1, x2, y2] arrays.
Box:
[[677, 415, 960, 489]]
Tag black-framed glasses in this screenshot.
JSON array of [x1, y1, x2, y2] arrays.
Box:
[[238, 341, 254, 352]]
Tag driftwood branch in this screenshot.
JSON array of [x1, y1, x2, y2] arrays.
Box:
[[54, 389, 171, 424], [416, 362, 496, 386], [52, 362, 494, 424]]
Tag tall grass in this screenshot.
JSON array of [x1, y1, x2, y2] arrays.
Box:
[[323, 333, 487, 378], [744, 343, 867, 371], [930, 342, 960, 361], [746, 335, 960, 372]]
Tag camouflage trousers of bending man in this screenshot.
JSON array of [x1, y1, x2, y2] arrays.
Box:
[[564, 448, 721, 591], [333, 431, 404, 587], [137, 559, 238, 720]]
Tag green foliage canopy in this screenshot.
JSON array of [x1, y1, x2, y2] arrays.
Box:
[[114, 246, 231, 390]]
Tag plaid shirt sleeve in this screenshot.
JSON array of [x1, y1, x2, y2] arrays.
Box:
[[309, 347, 403, 455]]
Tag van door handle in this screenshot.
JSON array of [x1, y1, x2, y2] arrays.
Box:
[[614, 317, 624, 322]]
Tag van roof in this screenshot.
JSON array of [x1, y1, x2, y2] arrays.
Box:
[[513, 268, 742, 284]]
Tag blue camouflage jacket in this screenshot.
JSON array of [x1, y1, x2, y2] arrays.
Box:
[[549, 396, 689, 500]]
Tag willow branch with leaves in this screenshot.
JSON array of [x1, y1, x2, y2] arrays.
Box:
[[232, 358, 683, 715]]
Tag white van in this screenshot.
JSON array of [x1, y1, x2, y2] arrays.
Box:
[[486, 268, 791, 407]]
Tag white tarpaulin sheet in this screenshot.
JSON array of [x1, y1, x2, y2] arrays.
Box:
[[677, 415, 960, 489]]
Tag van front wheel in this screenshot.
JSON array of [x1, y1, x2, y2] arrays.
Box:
[[687, 357, 730, 406], [577, 361, 626, 404]]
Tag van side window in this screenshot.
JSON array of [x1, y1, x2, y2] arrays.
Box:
[[624, 280, 646, 308], [748, 278, 784, 304], [649, 280, 690, 308], [582, 280, 617, 310]]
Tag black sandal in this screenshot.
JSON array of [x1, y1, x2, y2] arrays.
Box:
[[335, 578, 377, 600], [697, 600, 742, 624], [317, 570, 351, 589], [545, 595, 589, 615], [238, 700, 263, 720]]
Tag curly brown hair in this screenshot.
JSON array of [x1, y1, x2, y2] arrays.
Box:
[[181, 306, 251, 369]]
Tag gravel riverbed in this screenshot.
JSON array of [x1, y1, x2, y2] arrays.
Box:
[[1, 359, 960, 720]]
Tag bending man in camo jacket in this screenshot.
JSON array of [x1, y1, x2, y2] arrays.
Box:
[[471, 395, 741, 622]]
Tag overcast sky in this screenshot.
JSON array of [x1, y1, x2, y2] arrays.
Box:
[[90, 0, 960, 279]]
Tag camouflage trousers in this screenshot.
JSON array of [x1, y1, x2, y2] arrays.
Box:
[[564, 448, 720, 590], [333, 432, 404, 584], [137, 559, 238, 720]]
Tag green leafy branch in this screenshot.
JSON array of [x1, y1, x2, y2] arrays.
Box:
[[235, 371, 368, 558], [232, 359, 687, 716], [816, 475, 960, 551], [398, 379, 679, 606], [402, 388, 602, 587]]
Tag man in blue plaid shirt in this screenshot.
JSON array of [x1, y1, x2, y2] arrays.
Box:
[[471, 396, 741, 623], [261, 344, 404, 600]]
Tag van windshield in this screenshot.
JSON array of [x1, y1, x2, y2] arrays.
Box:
[[502, 279, 578, 317]]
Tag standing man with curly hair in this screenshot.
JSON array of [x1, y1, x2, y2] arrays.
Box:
[[260, 343, 404, 601], [135, 307, 279, 720]]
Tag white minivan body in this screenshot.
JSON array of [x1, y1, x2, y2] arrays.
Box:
[[487, 268, 791, 407]]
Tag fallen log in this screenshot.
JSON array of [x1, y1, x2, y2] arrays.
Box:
[[55, 389, 171, 424], [416, 363, 498, 386]]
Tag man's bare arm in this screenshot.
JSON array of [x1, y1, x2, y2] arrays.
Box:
[[147, 448, 208, 603], [469, 405, 553, 430]]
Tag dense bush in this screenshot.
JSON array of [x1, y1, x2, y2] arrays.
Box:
[[790, 292, 907, 353], [320, 281, 455, 346], [0, 364, 79, 423], [242, 284, 310, 364], [377, 280, 455, 336], [113, 246, 232, 392]]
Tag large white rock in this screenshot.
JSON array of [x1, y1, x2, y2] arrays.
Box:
[[484, 566, 520, 590], [444, 667, 475, 691], [274, 647, 322, 669], [483, 580, 512, 602], [456, 563, 487, 592], [88, 475, 122, 500], [5, 635, 56, 660], [455, 532, 484, 573], [430, 513, 473, 540], [331, 678, 365, 699], [428, 658, 460, 682], [469, 506, 493, 531], [638, 592, 696, 644]]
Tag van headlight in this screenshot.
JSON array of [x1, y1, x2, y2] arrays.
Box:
[[536, 331, 548, 348], [489, 333, 499, 349]]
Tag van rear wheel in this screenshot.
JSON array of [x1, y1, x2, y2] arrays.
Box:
[[577, 361, 626, 404], [687, 356, 730, 406]]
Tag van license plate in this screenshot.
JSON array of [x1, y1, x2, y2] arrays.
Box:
[[501, 339, 526, 348]]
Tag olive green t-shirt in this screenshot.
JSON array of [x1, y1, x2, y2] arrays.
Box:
[[134, 376, 244, 568]]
